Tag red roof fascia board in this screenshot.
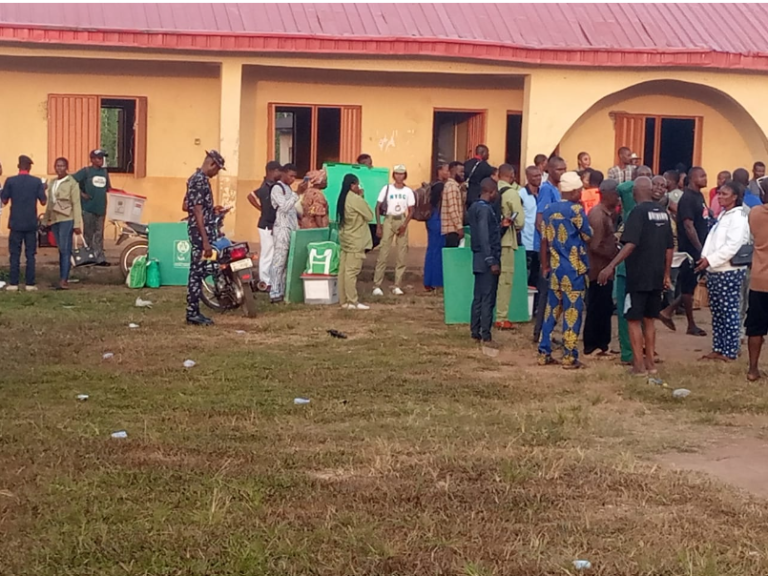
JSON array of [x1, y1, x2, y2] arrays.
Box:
[[2, 24, 768, 72]]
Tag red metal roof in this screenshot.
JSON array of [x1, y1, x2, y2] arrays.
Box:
[[2, 3, 768, 71]]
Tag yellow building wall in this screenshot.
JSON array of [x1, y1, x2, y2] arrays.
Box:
[[559, 93, 755, 184], [522, 68, 768, 169], [0, 57, 220, 233], [3, 46, 768, 249], [235, 67, 524, 244]]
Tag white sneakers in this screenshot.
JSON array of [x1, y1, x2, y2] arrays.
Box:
[[372, 287, 404, 296], [5, 285, 38, 292], [341, 302, 370, 310]]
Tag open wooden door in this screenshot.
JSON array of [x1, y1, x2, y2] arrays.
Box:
[[466, 113, 487, 159], [134, 96, 148, 178], [613, 113, 646, 164], [48, 94, 100, 173], [339, 106, 362, 164]]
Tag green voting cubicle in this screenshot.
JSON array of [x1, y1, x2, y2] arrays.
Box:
[[324, 163, 389, 223], [285, 228, 331, 304], [442, 246, 530, 325]]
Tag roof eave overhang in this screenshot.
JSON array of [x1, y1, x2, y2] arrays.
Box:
[[1, 24, 767, 73]]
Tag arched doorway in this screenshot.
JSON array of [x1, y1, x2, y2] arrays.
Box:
[[558, 79, 768, 175]]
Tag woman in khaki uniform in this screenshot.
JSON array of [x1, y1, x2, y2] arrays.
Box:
[[44, 157, 82, 290], [337, 174, 374, 310]]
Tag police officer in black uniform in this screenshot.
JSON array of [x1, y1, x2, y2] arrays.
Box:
[[184, 150, 225, 326]]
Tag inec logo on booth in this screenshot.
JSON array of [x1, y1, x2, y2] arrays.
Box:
[[174, 240, 191, 268]]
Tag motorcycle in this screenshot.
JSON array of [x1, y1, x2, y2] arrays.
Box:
[[200, 208, 259, 318], [116, 221, 149, 278]]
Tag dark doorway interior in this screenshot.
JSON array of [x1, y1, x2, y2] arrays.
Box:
[[316, 107, 341, 168], [659, 118, 695, 175], [642, 116, 695, 175], [505, 113, 522, 178], [432, 111, 476, 169]]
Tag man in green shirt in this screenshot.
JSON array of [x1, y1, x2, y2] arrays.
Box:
[[495, 164, 525, 329], [74, 149, 112, 266]]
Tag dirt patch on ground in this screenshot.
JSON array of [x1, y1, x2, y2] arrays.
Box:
[[660, 436, 768, 498]]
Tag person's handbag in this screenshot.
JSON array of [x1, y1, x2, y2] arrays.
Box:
[[37, 216, 57, 248], [71, 235, 98, 267], [378, 184, 389, 216], [731, 244, 753, 267]]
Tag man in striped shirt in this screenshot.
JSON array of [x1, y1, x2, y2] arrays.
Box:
[[607, 146, 637, 184]]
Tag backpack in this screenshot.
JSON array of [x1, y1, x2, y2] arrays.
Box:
[[412, 182, 433, 222]]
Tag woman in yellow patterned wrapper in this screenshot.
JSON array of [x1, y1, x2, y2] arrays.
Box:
[[538, 171, 593, 368]]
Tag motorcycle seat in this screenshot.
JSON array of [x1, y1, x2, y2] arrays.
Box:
[[127, 222, 148, 235]]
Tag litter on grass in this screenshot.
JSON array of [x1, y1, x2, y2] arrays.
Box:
[[235, 330, 247, 335], [573, 560, 592, 570], [128, 323, 140, 329], [294, 398, 311, 405], [111, 430, 128, 439], [135, 296, 153, 308], [102, 352, 114, 360], [327, 329, 347, 339], [482, 344, 499, 358], [183, 360, 196, 369], [76, 394, 89, 401], [672, 388, 691, 398]]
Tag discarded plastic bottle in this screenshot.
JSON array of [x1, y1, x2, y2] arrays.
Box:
[[76, 394, 89, 401], [294, 398, 311, 405], [103, 352, 114, 360], [111, 430, 128, 439], [183, 360, 196, 369], [573, 560, 592, 570], [672, 388, 691, 398]]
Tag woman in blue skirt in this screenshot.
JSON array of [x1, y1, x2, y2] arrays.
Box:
[[424, 163, 450, 291]]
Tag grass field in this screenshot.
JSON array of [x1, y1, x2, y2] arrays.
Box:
[[2, 285, 768, 576]]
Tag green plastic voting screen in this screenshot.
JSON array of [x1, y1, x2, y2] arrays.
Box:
[[324, 163, 389, 223]]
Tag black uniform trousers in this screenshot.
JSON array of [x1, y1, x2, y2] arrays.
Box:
[[583, 279, 614, 354], [471, 270, 499, 342]]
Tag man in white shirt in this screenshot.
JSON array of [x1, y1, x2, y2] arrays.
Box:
[[373, 164, 415, 296]]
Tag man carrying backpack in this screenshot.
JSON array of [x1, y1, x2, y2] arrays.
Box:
[[495, 164, 525, 329]]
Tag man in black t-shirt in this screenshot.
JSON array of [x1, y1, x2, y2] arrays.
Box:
[[464, 144, 495, 210], [659, 166, 709, 336], [248, 161, 283, 289], [598, 177, 673, 375]]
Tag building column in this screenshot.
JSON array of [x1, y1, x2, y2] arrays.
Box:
[[218, 60, 243, 235], [520, 72, 612, 171]]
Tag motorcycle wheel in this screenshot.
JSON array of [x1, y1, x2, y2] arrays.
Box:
[[120, 240, 149, 278], [200, 272, 241, 312], [240, 277, 258, 318]]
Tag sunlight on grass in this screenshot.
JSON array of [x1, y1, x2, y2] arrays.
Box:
[[2, 286, 768, 575]]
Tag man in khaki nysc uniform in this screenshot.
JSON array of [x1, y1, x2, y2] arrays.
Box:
[[373, 164, 415, 296]]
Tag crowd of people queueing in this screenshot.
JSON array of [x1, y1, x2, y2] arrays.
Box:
[[460, 145, 768, 382]]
